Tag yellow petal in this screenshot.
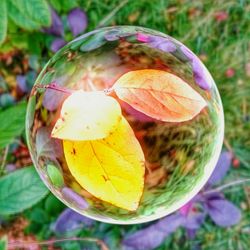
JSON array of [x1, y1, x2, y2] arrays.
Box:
[[51, 90, 122, 140], [63, 117, 145, 211]]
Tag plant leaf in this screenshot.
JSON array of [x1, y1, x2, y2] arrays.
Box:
[[7, 0, 41, 30], [26, 0, 51, 27], [8, 0, 51, 29], [206, 198, 241, 227], [0, 166, 49, 216], [122, 213, 184, 250], [26, 95, 36, 131], [0, 0, 7, 45], [60, 0, 78, 12], [0, 102, 27, 150], [51, 90, 122, 141], [42, 82, 67, 111], [0, 235, 7, 250], [47, 164, 64, 188], [53, 208, 93, 234], [113, 69, 207, 122], [63, 117, 145, 211], [35, 127, 63, 160], [48, 0, 62, 12], [79, 32, 106, 52]]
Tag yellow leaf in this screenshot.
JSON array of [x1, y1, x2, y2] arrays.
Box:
[[51, 90, 122, 141], [63, 117, 145, 211]]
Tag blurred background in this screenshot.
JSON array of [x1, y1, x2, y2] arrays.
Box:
[[0, 0, 249, 249]]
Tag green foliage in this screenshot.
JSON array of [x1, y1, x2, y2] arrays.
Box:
[[0, 102, 27, 149], [44, 193, 65, 216], [24, 193, 65, 237], [0, 236, 7, 250], [47, 164, 64, 188], [0, 0, 51, 45], [48, 0, 78, 12], [0, 166, 49, 216], [0, 0, 7, 45]]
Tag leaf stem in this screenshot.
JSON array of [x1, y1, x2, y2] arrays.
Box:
[[35, 83, 74, 94], [204, 178, 250, 195], [8, 237, 109, 250]]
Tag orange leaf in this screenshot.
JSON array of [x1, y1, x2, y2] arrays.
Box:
[[113, 69, 207, 122]]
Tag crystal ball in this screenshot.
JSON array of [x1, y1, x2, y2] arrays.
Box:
[[26, 26, 224, 224]]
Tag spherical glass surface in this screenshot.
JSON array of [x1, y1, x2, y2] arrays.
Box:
[[26, 26, 224, 224]]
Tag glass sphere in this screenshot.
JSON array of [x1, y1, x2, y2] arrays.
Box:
[[26, 26, 224, 224]]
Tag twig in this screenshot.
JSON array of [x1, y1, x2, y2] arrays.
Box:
[[35, 83, 73, 94], [204, 178, 250, 195], [96, 0, 129, 28], [87, 78, 97, 91], [0, 145, 9, 175], [8, 237, 109, 250]]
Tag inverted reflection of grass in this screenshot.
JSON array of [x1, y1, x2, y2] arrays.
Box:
[[89, 105, 220, 220]]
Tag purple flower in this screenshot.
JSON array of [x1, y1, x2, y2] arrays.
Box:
[[136, 33, 177, 53], [203, 191, 224, 201], [62, 187, 89, 210], [206, 199, 241, 227], [43, 8, 64, 37], [183, 211, 206, 230], [137, 33, 150, 43], [50, 38, 66, 52], [122, 214, 184, 250], [149, 36, 177, 53], [207, 151, 233, 185], [179, 45, 194, 61], [180, 45, 212, 90], [178, 150, 240, 230], [179, 200, 193, 216], [16, 75, 28, 93], [156, 41, 177, 53], [67, 8, 88, 37], [121, 150, 241, 248], [53, 208, 93, 234]]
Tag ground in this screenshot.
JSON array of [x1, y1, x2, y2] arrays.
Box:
[[0, 0, 249, 249]]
